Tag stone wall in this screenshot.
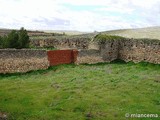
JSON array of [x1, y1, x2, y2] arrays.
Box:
[[2, 37, 159, 74], [99, 40, 119, 62], [118, 39, 160, 64], [76, 49, 104, 64], [30, 37, 90, 49], [76, 40, 119, 64], [0, 49, 79, 74], [0, 49, 49, 73], [76, 38, 160, 64]]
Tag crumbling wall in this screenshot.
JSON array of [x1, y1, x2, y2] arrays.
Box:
[[119, 39, 160, 64], [76, 40, 119, 64], [1, 37, 159, 74], [76, 38, 160, 64], [76, 49, 104, 64], [99, 40, 119, 62], [30, 37, 90, 49], [0, 49, 49, 73]]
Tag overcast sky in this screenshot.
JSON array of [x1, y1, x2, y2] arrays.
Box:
[[0, 0, 160, 32]]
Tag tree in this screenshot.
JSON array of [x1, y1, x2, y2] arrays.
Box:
[[0, 36, 3, 48], [6, 30, 19, 48], [18, 27, 29, 48], [0, 27, 30, 49], [2, 35, 8, 48]]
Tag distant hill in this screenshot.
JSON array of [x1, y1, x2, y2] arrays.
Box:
[[43, 30, 88, 35], [0, 28, 12, 36], [100, 26, 160, 40], [1, 26, 160, 40], [0, 28, 49, 37], [0, 28, 88, 38]]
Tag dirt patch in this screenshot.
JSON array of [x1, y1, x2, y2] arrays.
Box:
[[0, 112, 7, 120], [154, 76, 160, 83]]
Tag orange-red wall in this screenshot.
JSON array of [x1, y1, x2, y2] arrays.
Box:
[[47, 50, 78, 66]]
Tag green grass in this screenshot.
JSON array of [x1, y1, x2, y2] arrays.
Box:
[[0, 62, 160, 120]]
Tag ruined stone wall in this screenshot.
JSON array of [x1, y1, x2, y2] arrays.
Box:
[[99, 40, 119, 62], [76, 38, 160, 64], [76, 49, 104, 64], [0, 49, 49, 73], [76, 40, 119, 64], [119, 39, 160, 64], [30, 37, 90, 49]]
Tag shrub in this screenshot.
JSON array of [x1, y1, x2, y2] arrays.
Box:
[[0, 27, 29, 49]]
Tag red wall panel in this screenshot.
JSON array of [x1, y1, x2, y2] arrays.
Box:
[[47, 50, 78, 66]]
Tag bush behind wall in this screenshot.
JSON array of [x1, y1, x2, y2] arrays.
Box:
[[0, 27, 29, 49]]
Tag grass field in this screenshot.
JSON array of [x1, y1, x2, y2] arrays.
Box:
[[0, 61, 160, 120]]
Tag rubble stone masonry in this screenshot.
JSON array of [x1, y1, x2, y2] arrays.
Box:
[[76, 38, 160, 64], [0, 49, 49, 74], [0, 37, 160, 73]]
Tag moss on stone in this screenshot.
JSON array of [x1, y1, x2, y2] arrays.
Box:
[[93, 34, 125, 44]]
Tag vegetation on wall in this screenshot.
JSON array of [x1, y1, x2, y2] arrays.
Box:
[[0, 27, 29, 49], [94, 33, 125, 44]]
